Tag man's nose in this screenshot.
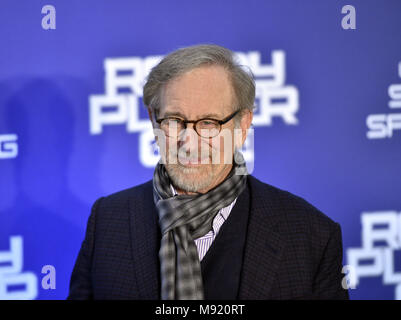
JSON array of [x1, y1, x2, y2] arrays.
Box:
[[179, 124, 200, 150]]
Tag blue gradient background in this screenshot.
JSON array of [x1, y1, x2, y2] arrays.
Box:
[[0, 0, 400, 299]]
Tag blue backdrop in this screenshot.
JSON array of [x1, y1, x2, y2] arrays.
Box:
[[0, 0, 400, 300]]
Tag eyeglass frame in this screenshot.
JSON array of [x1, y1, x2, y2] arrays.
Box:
[[155, 110, 240, 138]]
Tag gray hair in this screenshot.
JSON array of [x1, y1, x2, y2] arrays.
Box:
[[143, 44, 255, 121]]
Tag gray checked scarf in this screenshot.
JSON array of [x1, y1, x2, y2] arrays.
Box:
[[152, 151, 248, 300]]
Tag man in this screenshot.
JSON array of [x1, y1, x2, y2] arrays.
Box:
[[67, 44, 349, 300]]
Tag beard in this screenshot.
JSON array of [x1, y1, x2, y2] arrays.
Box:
[[165, 162, 217, 193], [164, 144, 231, 193], [161, 135, 235, 193]]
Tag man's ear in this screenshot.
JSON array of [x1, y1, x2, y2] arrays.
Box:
[[147, 107, 156, 128], [147, 107, 161, 145], [239, 109, 253, 146]]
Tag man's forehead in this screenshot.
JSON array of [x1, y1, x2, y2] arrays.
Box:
[[160, 91, 234, 116], [161, 107, 226, 119], [159, 69, 235, 118]]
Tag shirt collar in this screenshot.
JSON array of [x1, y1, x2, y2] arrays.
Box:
[[170, 184, 178, 196], [170, 183, 236, 222]]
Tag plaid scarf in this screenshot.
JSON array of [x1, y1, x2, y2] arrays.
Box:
[[152, 151, 247, 300]]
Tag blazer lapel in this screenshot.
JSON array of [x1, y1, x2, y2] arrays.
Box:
[[129, 180, 161, 299], [238, 176, 286, 299], [128, 176, 286, 300]]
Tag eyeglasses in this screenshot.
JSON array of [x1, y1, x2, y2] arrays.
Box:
[[155, 110, 239, 138]]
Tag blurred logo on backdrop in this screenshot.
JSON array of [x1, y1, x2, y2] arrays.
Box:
[[367, 62, 401, 139], [88, 50, 299, 168], [0, 134, 18, 159], [346, 211, 401, 300], [0, 236, 37, 300]]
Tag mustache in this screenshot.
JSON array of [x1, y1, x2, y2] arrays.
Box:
[[174, 150, 213, 160], [164, 150, 214, 165], [161, 144, 222, 165]]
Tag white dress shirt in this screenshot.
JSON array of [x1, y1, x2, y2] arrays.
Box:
[[170, 184, 237, 261]]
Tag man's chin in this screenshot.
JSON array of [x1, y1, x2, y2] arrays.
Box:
[[167, 163, 207, 178], [165, 164, 212, 193], [177, 156, 211, 166]]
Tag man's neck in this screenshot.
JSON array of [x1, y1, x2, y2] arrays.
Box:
[[174, 186, 200, 196]]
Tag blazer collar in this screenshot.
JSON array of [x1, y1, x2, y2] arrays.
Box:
[[129, 175, 286, 300], [129, 180, 161, 299], [238, 175, 286, 299]]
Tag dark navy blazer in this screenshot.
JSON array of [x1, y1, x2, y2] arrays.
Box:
[[67, 175, 349, 300]]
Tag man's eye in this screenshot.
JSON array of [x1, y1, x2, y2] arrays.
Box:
[[199, 120, 218, 127], [169, 119, 182, 125], [166, 119, 182, 125]]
